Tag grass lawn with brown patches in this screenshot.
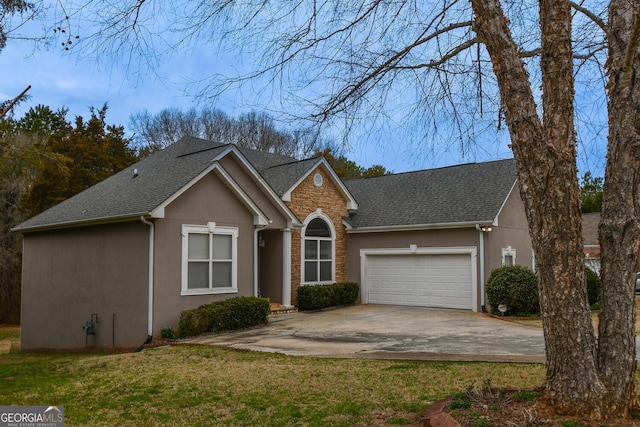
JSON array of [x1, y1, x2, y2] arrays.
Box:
[[0, 341, 546, 426], [4, 298, 638, 427], [0, 325, 19, 355]]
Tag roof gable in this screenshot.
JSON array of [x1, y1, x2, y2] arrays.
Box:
[[344, 159, 518, 230], [14, 140, 228, 231], [14, 137, 302, 232], [256, 158, 320, 197], [257, 157, 356, 209]]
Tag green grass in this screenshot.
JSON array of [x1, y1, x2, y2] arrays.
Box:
[[513, 390, 540, 402], [0, 343, 547, 426]]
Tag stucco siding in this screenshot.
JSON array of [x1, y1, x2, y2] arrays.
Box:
[[152, 170, 256, 332], [218, 155, 289, 229], [258, 230, 284, 302], [21, 222, 149, 350], [485, 185, 533, 273]]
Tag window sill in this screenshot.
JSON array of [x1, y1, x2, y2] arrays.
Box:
[[181, 288, 238, 296]]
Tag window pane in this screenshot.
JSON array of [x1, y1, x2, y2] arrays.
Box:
[[211, 262, 232, 288], [212, 234, 232, 260], [305, 240, 318, 260], [188, 234, 209, 259], [320, 260, 332, 281], [504, 255, 514, 266], [304, 261, 317, 282], [320, 240, 332, 259], [305, 218, 331, 237], [188, 262, 209, 288]]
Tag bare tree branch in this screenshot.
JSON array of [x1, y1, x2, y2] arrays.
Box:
[[315, 20, 475, 119], [397, 37, 478, 69], [570, 1, 610, 39]]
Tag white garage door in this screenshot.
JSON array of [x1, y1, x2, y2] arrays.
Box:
[[364, 253, 473, 309]]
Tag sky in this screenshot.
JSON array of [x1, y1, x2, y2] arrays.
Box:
[[1, 3, 607, 177]]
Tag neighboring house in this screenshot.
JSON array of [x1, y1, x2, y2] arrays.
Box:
[[14, 136, 533, 350], [582, 212, 601, 273]]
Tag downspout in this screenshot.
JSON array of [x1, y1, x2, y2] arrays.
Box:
[[139, 216, 154, 350], [254, 225, 267, 297], [475, 224, 486, 310]]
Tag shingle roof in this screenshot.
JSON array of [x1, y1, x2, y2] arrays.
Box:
[[14, 136, 302, 231], [14, 134, 518, 233], [259, 158, 322, 196], [582, 212, 600, 246], [344, 159, 517, 229]]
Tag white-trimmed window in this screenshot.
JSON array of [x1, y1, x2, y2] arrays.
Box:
[[502, 246, 516, 266], [303, 216, 335, 284], [182, 223, 238, 295]]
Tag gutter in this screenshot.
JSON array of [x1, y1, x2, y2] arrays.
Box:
[[13, 212, 153, 234], [346, 220, 495, 234], [140, 216, 155, 340]]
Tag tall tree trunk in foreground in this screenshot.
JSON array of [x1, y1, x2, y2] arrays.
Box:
[[471, 0, 629, 418], [597, 0, 640, 416]]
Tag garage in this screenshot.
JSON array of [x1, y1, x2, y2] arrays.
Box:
[[361, 248, 477, 310]]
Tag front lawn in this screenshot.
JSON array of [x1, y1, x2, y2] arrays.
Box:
[[0, 341, 545, 426]]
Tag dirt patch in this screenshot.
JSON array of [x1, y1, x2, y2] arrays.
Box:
[[430, 388, 640, 427], [0, 325, 20, 355]]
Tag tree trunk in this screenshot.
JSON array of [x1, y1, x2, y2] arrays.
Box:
[[535, 1, 609, 417], [471, 0, 609, 418], [597, 0, 640, 415]]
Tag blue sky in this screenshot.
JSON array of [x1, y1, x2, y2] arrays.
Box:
[[1, 4, 607, 177]]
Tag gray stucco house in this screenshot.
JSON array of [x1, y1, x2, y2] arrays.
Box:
[[14, 136, 533, 350]]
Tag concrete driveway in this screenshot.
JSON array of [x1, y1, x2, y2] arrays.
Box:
[[188, 305, 548, 363]]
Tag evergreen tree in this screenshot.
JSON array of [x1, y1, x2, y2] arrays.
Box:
[[314, 147, 389, 180], [0, 104, 138, 322], [21, 104, 138, 217], [580, 172, 604, 213]]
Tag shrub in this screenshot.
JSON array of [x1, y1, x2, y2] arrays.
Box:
[[584, 266, 600, 306], [331, 282, 360, 306], [160, 327, 175, 339], [297, 282, 360, 311], [178, 296, 270, 338], [297, 284, 334, 310], [486, 265, 539, 316]]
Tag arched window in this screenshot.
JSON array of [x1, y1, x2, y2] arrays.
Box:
[[303, 217, 334, 283]]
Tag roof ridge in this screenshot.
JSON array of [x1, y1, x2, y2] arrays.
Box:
[[261, 156, 319, 171], [176, 143, 230, 158], [345, 158, 514, 182]]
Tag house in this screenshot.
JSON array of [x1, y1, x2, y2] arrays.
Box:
[[14, 136, 533, 350], [582, 212, 601, 273]]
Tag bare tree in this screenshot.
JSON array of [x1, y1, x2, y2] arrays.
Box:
[[0, 0, 51, 54], [130, 107, 319, 157], [59, 0, 639, 419]]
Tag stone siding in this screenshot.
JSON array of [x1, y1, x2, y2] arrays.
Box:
[[286, 166, 349, 305]]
